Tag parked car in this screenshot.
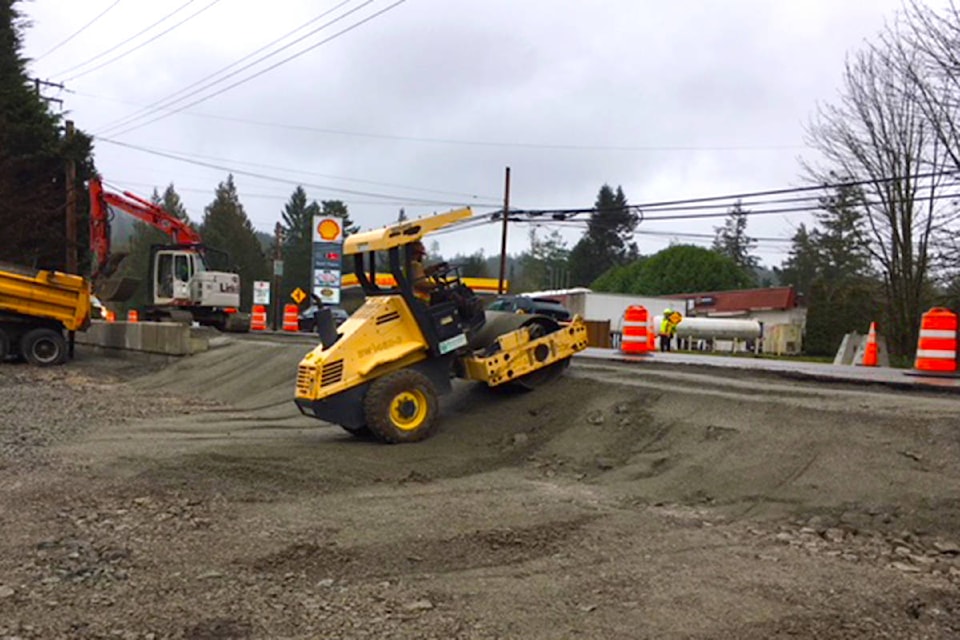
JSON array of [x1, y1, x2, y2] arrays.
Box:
[[299, 305, 349, 332], [486, 295, 572, 322]]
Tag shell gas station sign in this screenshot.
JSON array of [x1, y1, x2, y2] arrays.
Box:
[[312, 216, 344, 304]]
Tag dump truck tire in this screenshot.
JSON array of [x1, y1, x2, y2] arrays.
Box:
[[20, 328, 68, 366], [364, 369, 439, 443]]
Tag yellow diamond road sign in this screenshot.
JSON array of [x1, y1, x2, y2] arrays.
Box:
[[291, 287, 307, 305]]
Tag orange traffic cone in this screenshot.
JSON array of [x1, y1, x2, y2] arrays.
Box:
[[251, 305, 268, 331], [861, 322, 878, 367], [126, 309, 139, 323], [282, 304, 300, 332], [104, 309, 116, 323]]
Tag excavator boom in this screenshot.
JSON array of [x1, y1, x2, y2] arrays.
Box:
[[88, 176, 204, 302]]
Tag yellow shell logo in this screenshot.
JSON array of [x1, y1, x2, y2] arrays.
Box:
[[317, 219, 341, 241]]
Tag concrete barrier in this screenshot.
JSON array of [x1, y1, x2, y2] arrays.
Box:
[[76, 320, 208, 356]]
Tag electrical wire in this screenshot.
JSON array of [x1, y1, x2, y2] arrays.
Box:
[[33, 0, 123, 62], [51, 0, 198, 78], [95, 0, 365, 136], [97, 141, 499, 201], [63, 0, 224, 82], [99, 0, 408, 138], [72, 88, 805, 152], [98, 137, 500, 207], [109, 179, 491, 206], [509, 169, 960, 219]]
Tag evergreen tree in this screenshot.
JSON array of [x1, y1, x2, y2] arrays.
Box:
[[519, 229, 571, 290], [779, 224, 820, 297], [712, 201, 759, 277], [778, 184, 879, 356], [0, 0, 95, 271], [569, 184, 638, 285], [200, 175, 270, 309], [321, 200, 359, 236], [279, 186, 317, 304], [108, 183, 193, 313]]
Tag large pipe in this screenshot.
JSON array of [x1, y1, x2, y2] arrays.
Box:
[[654, 315, 761, 340]]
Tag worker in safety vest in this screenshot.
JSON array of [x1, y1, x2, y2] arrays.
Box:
[[659, 308, 679, 352]]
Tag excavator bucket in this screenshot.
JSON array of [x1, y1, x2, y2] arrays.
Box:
[[92, 251, 139, 302], [94, 276, 140, 303]]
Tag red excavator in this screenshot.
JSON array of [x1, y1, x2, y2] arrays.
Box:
[[89, 177, 248, 331]]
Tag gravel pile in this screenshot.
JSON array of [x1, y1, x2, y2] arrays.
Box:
[[0, 355, 215, 470]]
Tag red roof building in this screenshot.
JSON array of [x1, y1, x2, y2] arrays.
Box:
[[671, 286, 800, 317]]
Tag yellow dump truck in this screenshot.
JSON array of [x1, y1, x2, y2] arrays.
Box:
[[0, 261, 92, 365]]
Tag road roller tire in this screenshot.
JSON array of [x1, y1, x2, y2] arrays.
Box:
[[363, 369, 439, 443]]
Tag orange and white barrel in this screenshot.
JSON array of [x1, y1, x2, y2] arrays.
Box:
[[620, 305, 649, 354], [251, 305, 268, 331], [914, 308, 958, 373], [282, 304, 300, 332]]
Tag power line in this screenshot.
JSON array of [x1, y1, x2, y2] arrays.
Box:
[[96, 140, 497, 200], [98, 138, 502, 204], [33, 0, 122, 62], [98, 137, 500, 207], [510, 169, 960, 220], [72, 89, 806, 153], [94, 0, 361, 136], [51, 0, 198, 78], [100, 0, 409, 138], [63, 0, 224, 82]]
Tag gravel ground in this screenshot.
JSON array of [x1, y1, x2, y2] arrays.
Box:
[[0, 343, 959, 639]]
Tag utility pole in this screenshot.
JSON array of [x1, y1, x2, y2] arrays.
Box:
[[273, 222, 284, 331], [497, 166, 511, 295], [33, 78, 64, 109], [64, 120, 78, 274]]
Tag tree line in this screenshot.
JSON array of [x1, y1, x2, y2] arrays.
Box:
[[5, 0, 960, 360]]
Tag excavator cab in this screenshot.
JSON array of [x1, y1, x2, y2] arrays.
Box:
[[295, 208, 589, 444]]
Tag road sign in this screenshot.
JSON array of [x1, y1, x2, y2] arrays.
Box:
[[291, 287, 307, 305], [273, 259, 284, 277], [253, 280, 270, 305]]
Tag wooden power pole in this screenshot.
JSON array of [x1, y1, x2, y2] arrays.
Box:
[[64, 119, 78, 274], [497, 166, 511, 294]]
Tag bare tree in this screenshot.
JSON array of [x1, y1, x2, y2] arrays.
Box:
[[804, 42, 950, 357], [898, 1, 960, 300]]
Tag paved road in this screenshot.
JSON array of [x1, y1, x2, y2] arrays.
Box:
[[580, 347, 960, 393], [230, 329, 960, 394]]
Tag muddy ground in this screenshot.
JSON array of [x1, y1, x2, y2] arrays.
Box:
[[1, 340, 959, 639]]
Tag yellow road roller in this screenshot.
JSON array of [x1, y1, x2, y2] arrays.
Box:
[[294, 208, 588, 443]]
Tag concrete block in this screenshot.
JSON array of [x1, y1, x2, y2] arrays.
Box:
[[833, 332, 861, 365], [77, 320, 206, 355]]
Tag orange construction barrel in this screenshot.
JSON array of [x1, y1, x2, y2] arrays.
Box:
[[620, 305, 650, 353], [914, 308, 958, 373], [282, 304, 300, 332], [251, 305, 268, 331], [126, 309, 139, 323]]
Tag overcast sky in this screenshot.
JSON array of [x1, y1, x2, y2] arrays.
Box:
[[21, 0, 914, 268]]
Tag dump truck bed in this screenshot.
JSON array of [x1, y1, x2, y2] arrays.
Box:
[[0, 261, 92, 332]]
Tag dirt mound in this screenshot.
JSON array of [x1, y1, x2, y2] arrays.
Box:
[[82, 341, 960, 539]]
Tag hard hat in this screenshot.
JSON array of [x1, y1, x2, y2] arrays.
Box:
[[663, 308, 673, 315], [411, 240, 426, 254]]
